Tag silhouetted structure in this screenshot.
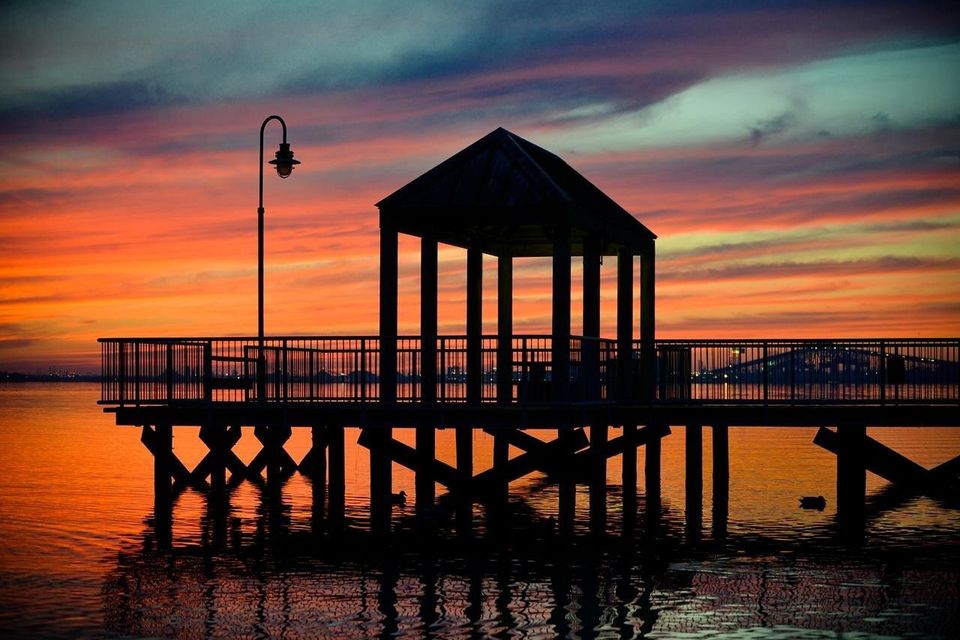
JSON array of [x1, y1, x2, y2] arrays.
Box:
[[98, 128, 960, 543]]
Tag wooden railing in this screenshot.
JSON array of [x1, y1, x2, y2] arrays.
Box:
[[99, 336, 958, 407]]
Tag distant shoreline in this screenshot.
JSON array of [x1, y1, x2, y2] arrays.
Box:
[[1, 373, 99, 383]]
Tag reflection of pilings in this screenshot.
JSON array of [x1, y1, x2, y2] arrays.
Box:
[[685, 424, 703, 542], [589, 424, 608, 534], [307, 424, 327, 535], [712, 424, 729, 540], [837, 423, 867, 541]]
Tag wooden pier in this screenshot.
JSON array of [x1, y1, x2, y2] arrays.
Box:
[[98, 128, 960, 543]]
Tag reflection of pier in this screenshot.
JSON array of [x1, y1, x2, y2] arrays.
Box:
[[99, 128, 959, 544]]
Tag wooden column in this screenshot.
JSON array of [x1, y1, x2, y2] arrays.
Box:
[[640, 244, 656, 401], [837, 423, 867, 538], [552, 226, 571, 402], [583, 236, 601, 401], [421, 235, 438, 402], [685, 424, 703, 541], [379, 221, 398, 404], [327, 426, 345, 528], [467, 246, 483, 405], [617, 247, 634, 399], [418, 236, 438, 513], [497, 255, 513, 405], [712, 424, 729, 540], [493, 429, 510, 505]]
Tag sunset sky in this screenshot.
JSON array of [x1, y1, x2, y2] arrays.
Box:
[[1, 1, 958, 372]]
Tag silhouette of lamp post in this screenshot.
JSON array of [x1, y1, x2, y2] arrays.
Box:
[[258, 115, 300, 400]]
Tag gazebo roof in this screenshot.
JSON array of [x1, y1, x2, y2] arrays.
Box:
[[376, 127, 655, 257]]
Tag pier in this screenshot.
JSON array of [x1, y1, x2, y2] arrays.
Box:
[[98, 128, 959, 542]]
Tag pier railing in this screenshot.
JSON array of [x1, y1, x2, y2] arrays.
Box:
[[99, 336, 958, 407]]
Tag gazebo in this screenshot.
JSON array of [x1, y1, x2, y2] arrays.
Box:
[[376, 127, 657, 406]]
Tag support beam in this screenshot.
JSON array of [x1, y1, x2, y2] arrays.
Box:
[[497, 255, 513, 405], [685, 424, 703, 541], [552, 227, 571, 402], [493, 431, 510, 505], [617, 247, 634, 399], [379, 221, 398, 404], [421, 235, 438, 403], [482, 427, 589, 474], [622, 424, 638, 514], [309, 425, 327, 534], [712, 424, 729, 540], [467, 246, 483, 405], [640, 244, 656, 402], [558, 427, 576, 535], [814, 426, 927, 487], [582, 236, 601, 401]]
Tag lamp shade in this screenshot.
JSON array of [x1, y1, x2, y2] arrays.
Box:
[[269, 142, 300, 178]]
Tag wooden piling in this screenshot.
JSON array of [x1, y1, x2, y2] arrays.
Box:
[[369, 426, 392, 534], [644, 425, 662, 518], [455, 426, 473, 533], [558, 427, 576, 535], [685, 424, 703, 541], [836, 424, 867, 538], [327, 426, 345, 527], [310, 424, 327, 533], [589, 424, 608, 533], [712, 424, 729, 540], [416, 425, 436, 512]]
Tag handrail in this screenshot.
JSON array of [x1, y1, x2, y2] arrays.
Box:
[[99, 335, 959, 407]]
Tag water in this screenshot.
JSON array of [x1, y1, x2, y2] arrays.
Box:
[[0, 383, 958, 638]]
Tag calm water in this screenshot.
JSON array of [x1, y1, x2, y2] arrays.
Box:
[[0, 383, 958, 639]]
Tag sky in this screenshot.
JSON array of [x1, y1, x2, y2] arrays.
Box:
[[1, 0, 958, 372]]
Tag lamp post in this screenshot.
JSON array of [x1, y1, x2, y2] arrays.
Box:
[[258, 115, 300, 400]]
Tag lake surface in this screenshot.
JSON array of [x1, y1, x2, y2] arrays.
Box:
[[0, 383, 958, 638]]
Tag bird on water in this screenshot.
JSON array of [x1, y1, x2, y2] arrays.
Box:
[[799, 496, 827, 510], [390, 490, 407, 506]]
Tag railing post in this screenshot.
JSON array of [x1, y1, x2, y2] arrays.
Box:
[[165, 343, 174, 402], [879, 340, 886, 405], [360, 339, 367, 402], [203, 342, 213, 402], [762, 341, 769, 405], [282, 340, 289, 401], [118, 341, 126, 407]]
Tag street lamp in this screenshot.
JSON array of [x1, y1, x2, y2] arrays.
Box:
[[258, 115, 300, 399]]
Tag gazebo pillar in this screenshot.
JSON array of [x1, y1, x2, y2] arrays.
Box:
[[467, 247, 483, 405], [552, 226, 571, 402], [582, 236, 601, 401], [379, 221, 398, 404], [640, 242, 656, 401], [497, 254, 513, 404], [418, 235, 438, 511], [617, 247, 634, 399]]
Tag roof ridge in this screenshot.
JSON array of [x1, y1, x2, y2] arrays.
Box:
[[494, 128, 573, 204]]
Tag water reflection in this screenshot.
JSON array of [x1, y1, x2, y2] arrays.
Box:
[[107, 478, 960, 639]]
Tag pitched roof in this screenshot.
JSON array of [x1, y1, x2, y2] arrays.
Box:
[[377, 127, 655, 256]]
